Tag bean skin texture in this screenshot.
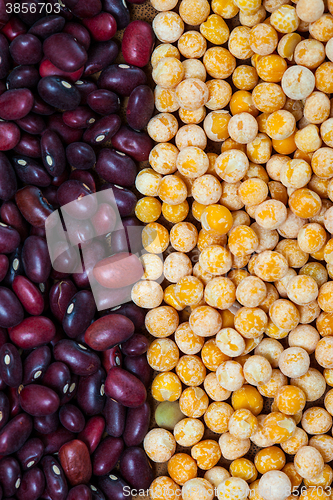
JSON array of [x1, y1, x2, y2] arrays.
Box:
[[9, 316, 56, 349], [84, 314, 135, 351], [0, 414, 33, 456], [78, 416, 105, 454], [19, 384, 60, 417], [104, 366, 147, 408], [16, 437, 44, 470], [92, 436, 124, 476], [59, 439, 92, 486]]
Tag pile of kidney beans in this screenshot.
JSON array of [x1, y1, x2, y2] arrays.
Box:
[[0, 0, 156, 498]]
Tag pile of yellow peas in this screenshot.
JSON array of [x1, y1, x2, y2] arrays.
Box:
[[132, 0, 333, 499]]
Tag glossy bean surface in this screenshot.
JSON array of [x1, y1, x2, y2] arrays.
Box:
[[105, 367, 146, 408], [85, 314, 135, 351], [43, 33, 88, 72], [59, 439, 92, 486], [78, 416, 105, 454], [22, 345, 51, 384], [0, 343, 22, 387], [54, 339, 101, 376], [92, 436, 124, 476], [102, 398, 126, 438]]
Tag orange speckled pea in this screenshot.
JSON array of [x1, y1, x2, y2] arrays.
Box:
[[176, 146, 209, 179], [158, 175, 187, 206], [203, 47, 236, 79], [177, 31, 206, 59], [230, 91, 258, 117], [277, 32, 302, 61], [174, 322, 204, 355], [255, 447, 286, 474], [152, 57, 185, 89], [153, 11, 184, 43], [243, 354, 272, 385], [135, 168, 162, 197], [148, 113, 178, 143], [154, 86, 179, 113], [258, 369, 287, 398], [175, 78, 209, 111], [254, 250, 289, 281], [228, 112, 259, 145], [247, 133, 272, 165], [228, 26, 254, 60], [236, 276, 267, 308], [212, 0, 239, 18], [230, 458, 257, 483], [311, 147, 333, 179], [310, 14, 333, 42], [151, 43, 180, 68], [205, 80, 232, 111], [249, 23, 278, 55], [204, 402, 234, 434], [168, 453, 198, 486], [199, 245, 233, 275], [179, 107, 206, 125], [238, 178, 268, 207], [280, 159, 312, 190], [176, 124, 207, 151], [256, 54, 287, 83], [192, 175, 222, 205], [232, 65, 258, 91], [147, 338, 179, 372], [170, 222, 198, 253], [286, 275, 318, 305], [266, 110, 295, 141], [270, 4, 299, 33], [272, 132, 297, 155], [144, 428, 176, 463], [176, 355, 206, 386], [200, 14, 230, 44], [232, 385, 263, 416], [162, 201, 189, 223], [174, 418, 205, 447], [261, 412, 296, 444], [304, 92, 330, 125], [289, 188, 322, 219], [294, 445, 325, 480], [203, 110, 231, 142], [201, 205, 233, 235], [318, 282, 333, 313], [151, 372, 183, 402], [201, 339, 229, 371], [131, 280, 164, 309], [179, 0, 210, 25], [189, 305, 223, 337], [197, 229, 227, 251], [179, 387, 209, 418], [135, 196, 162, 223], [281, 428, 309, 456], [149, 143, 178, 175], [229, 225, 259, 256], [217, 360, 245, 391], [204, 372, 231, 402], [282, 463, 303, 491], [219, 432, 251, 461], [275, 385, 306, 415], [309, 434, 333, 463], [150, 476, 182, 500], [294, 125, 322, 154], [291, 368, 326, 403], [215, 150, 249, 183], [164, 284, 186, 311], [175, 276, 203, 307], [252, 83, 286, 113], [142, 222, 169, 254], [228, 408, 258, 439], [255, 200, 287, 230], [216, 327, 246, 357]]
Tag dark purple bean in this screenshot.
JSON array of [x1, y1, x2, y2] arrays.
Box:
[[66, 142, 96, 171], [73, 239, 106, 289], [13, 276, 44, 316], [122, 21, 154, 68], [98, 64, 146, 96], [104, 0, 130, 29], [0, 88, 34, 121], [0, 255, 8, 282], [0, 223, 20, 254], [85, 314, 134, 352], [32, 94, 55, 116], [29, 15, 65, 39], [16, 438, 44, 470], [75, 79, 97, 105], [22, 236, 51, 283], [90, 202, 117, 237], [57, 180, 97, 220], [77, 368, 105, 416], [111, 125, 153, 162], [0, 34, 10, 79], [14, 133, 41, 158], [59, 439, 92, 486], [19, 384, 60, 417], [101, 183, 137, 217], [16, 466, 45, 500], [34, 412, 59, 435], [8, 386, 21, 417], [83, 114, 121, 146], [22, 346, 51, 385], [64, 0, 102, 18], [123, 402, 150, 447], [42, 455, 68, 500], [51, 240, 79, 275], [0, 288, 23, 328], [0, 457, 21, 497], [41, 130, 66, 177], [126, 85, 154, 130], [70, 169, 97, 193], [97, 474, 131, 500], [0, 413, 33, 455], [82, 12, 117, 42], [1, 244, 23, 288], [96, 149, 136, 187], [0, 328, 8, 349], [0, 392, 9, 431], [16, 113, 46, 135], [119, 447, 153, 490], [16, 1, 46, 25], [54, 339, 101, 376], [105, 367, 146, 408], [42, 427, 75, 456], [39, 57, 84, 83], [59, 404, 85, 433], [84, 40, 119, 77], [49, 280, 77, 322], [0, 153, 17, 200], [67, 484, 93, 500], [9, 34, 42, 65], [63, 22, 91, 51], [0, 120, 21, 151], [93, 437, 124, 477], [1, 13, 26, 39], [44, 33, 87, 73], [1, 201, 29, 240], [0, 344, 22, 387], [11, 156, 51, 187], [61, 217, 95, 247], [42, 361, 71, 397], [38, 76, 81, 111], [15, 185, 54, 228], [124, 354, 153, 388], [87, 89, 120, 116], [121, 333, 149, 357], [102, 398, 125, 438], [6, 65, 40, 89], [78, 416, 105, 454], [47, 113, 83, 144], [63, 290, 96, 339], [63, 106, 97, 129], [101, 345, 122, 372]]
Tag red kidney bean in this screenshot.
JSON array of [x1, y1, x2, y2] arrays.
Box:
[[32, 94, 54, 116], [57, 180, 97, 220], [2, 244, 23, 288], [59, 404, 85, 433], [122, 21, 154, 68], [70, 169, 97, 193], [13, 276, 44, 316], [93, 253, 142, 291], [0, 120, 21, 151], [85, 314, 134, 352], [16, 1, 45, 25], [78, 416, 105, 454], [104, 0, 130, 29], [120, 447, 153, 490], [1, 201, 29, 240], [0, 34, 10, 79], [121, 334, 149, 357], [42, 361, 71, 397], [0, 343, 22, 387], [42, 185, 61, 210], [77, 368, 106, 416], [0, 413, 33, 455], [16, 437, 44, 470], [42, 455, 68, 500], [93, 437, 124, 477], [1, 16, 26, 41], [103, 398, 126, 438], [61, 217, 95, 247], [0, 88, 34, 121], [96, 149, 136, 187], [102, 345, 122, 372], [65, 0, 102, 18], [91, 203, 117, 236], [0, 456, 21, 496], [7, 65, 40, 89], [51, 240, 79, 275], [8, 385, 21, 417], [9, 316, 55, 349], [16, 466, 45, 500], [38, 76, 82, 111], [12, 156, 51, 187], [63, 290, 96, 339], [105, 367, 146, 408], [54, 339, 101, 376], [126, 85, 154, 130], [63, 22, 91, 51], [66, 142, 96, 171], [83, 12, 117, 42], [0, 223, 20, 254], [20, 384, 60, 417], [43, 33, 87, 73], [75, 80, 98, 105], [100, 183, 137, 217], [0, 328, 8, 348], [87, 90, 120, 116], [111, 125, 153, 162], [59, 439, 92, 486], [124, 354, 152, 388], [94, 284, 132, 311], [124, 401, 150, 447], [98, 64, 146, 96], [84, 40, 119, 77], [15, 185, 54, 228], [63, 107, 97, 129], [22, 346, 51, 385], [68, 484, 93, 500], [97, 473, 131, 500], [39, 57, 84, 82], [73, 239, 106, 289], [42, 427, 75, 455], [49, 279, 77, 322], [29, 15, 65, 38], [83, 114, 121, 146], [0, 392, 9, 431], [14, 132, 41, 158], [22, 235, 51, 283], [47, 114, 83, 144], [9, 33, 42, 65], [16, 113, 46, 135], [41, 130, 66, 177], [34, 412, 59, 435]]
